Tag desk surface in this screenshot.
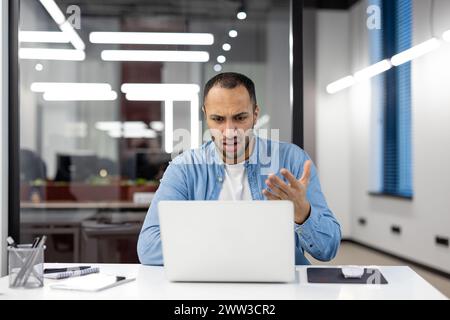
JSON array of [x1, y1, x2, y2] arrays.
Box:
[[0, 264, 447, 300]]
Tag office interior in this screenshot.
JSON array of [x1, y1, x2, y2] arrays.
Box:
[[0, 0, 449, 298]]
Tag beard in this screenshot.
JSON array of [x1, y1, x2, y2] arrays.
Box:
[[211, 128, 254, 164], [221, 135, 251, 163]]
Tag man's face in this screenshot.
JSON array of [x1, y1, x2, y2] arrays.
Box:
[[203, 85, 259, 163]]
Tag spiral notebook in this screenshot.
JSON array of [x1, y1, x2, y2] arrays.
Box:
[[44, 267, 99, 279]]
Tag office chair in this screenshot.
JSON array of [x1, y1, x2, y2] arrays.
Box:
[[20, 149, 47, 182]]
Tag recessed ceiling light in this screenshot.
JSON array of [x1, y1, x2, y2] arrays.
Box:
[[228, 30, 238, 38], [217, 55, 226, 63], [222, 43, 231, 51], [237, 11, 247, 20]]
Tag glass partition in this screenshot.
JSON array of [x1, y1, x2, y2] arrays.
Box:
[[18, 0, 291, 262]]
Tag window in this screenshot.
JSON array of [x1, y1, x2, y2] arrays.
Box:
[[370, 0, 413, 198], [15, 0, 293, 262]]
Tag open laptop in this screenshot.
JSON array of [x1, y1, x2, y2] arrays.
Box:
[[158, 201, 296, 282]]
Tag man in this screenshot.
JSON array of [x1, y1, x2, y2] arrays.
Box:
[[138, 72, 341, 265]]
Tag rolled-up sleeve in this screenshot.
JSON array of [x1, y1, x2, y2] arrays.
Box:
[[137, 157, 188, 265]]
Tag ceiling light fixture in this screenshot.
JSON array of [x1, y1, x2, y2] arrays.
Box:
[[101, 50, 209, 62], [391, 38, 441, 66], [19, 48, 85, 61], [228, 30, 238, 38], [90, 32, 214, 45], [217, 55, 226, 63]]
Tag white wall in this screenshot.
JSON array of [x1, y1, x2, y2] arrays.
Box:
[[316, 0, 450, 273], [316, 10, 352, 238], [0, 0, 8, 276]]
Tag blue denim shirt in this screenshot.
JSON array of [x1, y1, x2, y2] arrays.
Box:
[[137, 137, 341, 265]]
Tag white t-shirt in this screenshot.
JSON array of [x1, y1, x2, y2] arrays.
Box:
[[218, 162, 252, 201]]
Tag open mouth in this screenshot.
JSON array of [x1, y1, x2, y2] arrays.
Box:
[[223, 140, 239, 152]]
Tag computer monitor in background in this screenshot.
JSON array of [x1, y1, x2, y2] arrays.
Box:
[[122, 151, 170, 181], [54, 154, 98, 182]]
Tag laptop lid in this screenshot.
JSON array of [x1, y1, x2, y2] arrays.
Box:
[[159, 200, 295, 282]]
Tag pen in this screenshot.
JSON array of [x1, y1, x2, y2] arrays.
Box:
[[44, 266, 91, 274], [31, 237, 40, 248], [6, 236, 17, 248]]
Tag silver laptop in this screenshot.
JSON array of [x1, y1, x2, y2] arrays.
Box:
[[158, 200, 295, 282]]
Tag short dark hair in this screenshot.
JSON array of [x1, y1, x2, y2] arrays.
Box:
[[203, 72, 257, 108]]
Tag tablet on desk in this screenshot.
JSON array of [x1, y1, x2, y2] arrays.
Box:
[[50, 273, 135, 292]]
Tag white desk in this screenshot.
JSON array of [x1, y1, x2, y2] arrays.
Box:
[[0, 264, 447, 300]]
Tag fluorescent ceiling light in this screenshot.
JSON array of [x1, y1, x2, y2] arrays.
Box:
[[326, 38, 444, 94], [108, 128, 157, 139], [222, 43, 231, 51], [125, 92, 197, 101], [217, 55, 226, 63], [31, 82, 112, 92], [165, 101, 174, 153], [228, 30, 238, 38], [38, 0, 85, 51], [32, 82, 117, 101], [120, 83, 200, 152], [122, 83, 200, 101], [19, 48, 85, 60], [43, 90, 117, 101], [121, 83, 200, 94], [122, 122, 147, 130], [108, 131, 122, 138], [120, 122, 146, 129], [150, 121, 164, 131], [96, 121, 146, 132], [101, 50, 209, 62], [39, 0, 65, 24], [124, 129, 157, 139], [190, 95, 200, 149], [95, 121, 122, 131], [326, 76, 355, 94], [443, 30, 450, 42], [391, 38, 441, 66], [89, 32, 214, 45], [19, 31, 70, 43], [354, 59, 392, 82]]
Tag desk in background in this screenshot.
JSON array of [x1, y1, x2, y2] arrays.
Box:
[[0, 264, 447, 300], [20, 202, 149, 263], [20, 201, 150, 210]]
